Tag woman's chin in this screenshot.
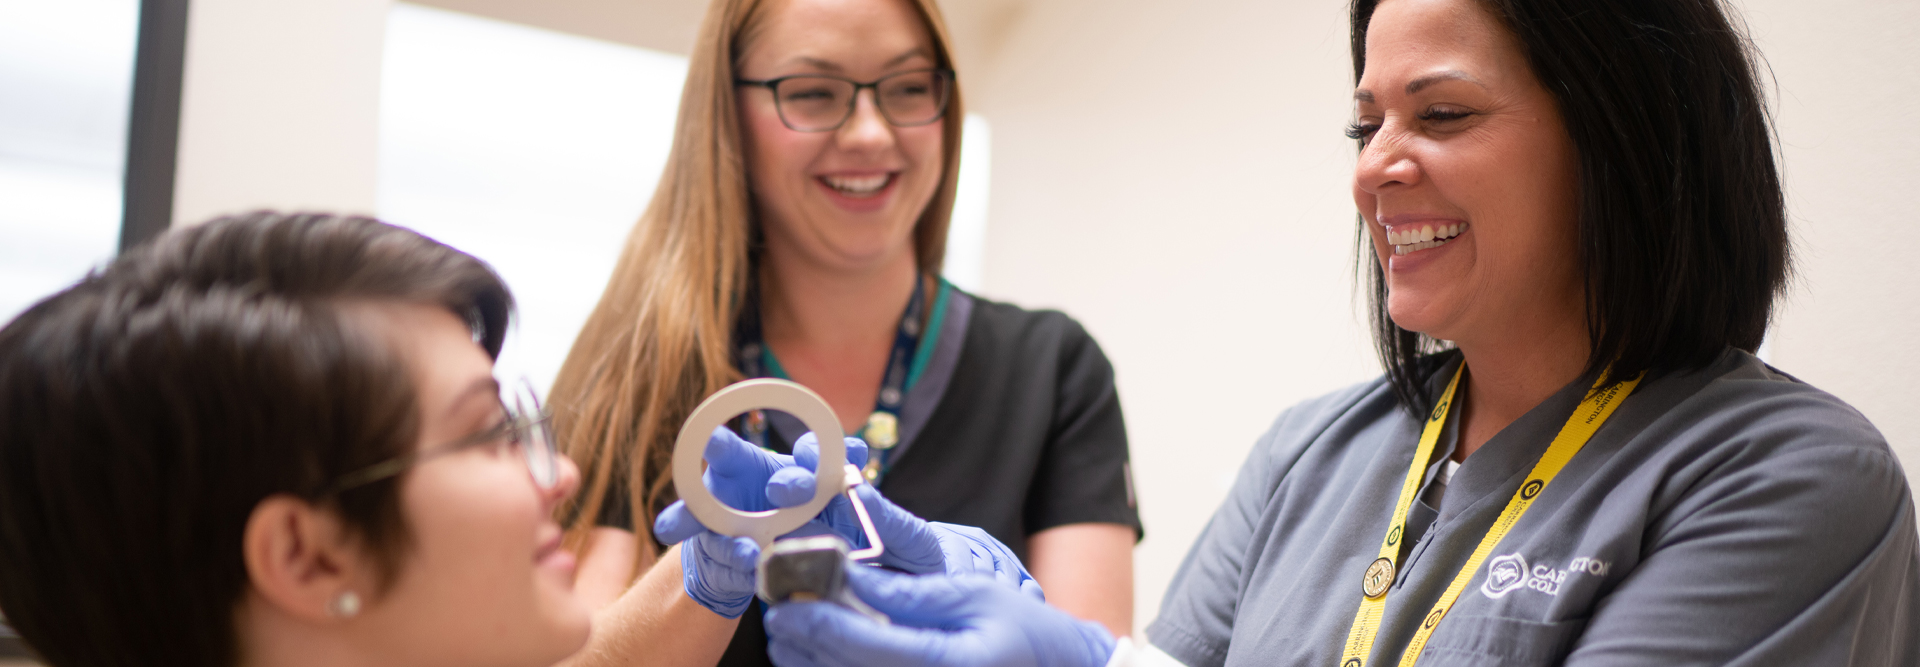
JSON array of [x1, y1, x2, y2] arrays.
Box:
[[557, 605, 593, 656], [1385, 297, 1453, 341], [533, 584, 594, 659], [780, 227, 917, 272]]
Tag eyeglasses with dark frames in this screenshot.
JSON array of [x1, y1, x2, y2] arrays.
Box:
[[735, 68, 954, 132], [322, 380, 559, 497]]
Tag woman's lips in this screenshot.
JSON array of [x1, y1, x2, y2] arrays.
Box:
[[534, 528, 567, 566], [538, 548, 576, 577], [1386, 221, 1467, 255], [815, 172, 898, 212], [1375, 217, 1468, 273], [819, 173, 893, 197]]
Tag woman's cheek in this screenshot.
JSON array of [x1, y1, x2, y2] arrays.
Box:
[[899, 123, 946, 207], [908, 123, 944, 173], [741, 108, 808, 193]]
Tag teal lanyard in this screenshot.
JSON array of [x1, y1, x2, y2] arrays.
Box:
[[735, 276, 929, 482]]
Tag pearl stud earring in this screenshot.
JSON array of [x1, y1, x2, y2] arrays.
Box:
[[329, 590, 362, 618]]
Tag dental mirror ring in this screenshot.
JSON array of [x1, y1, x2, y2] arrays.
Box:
[[672, 379, 847, 550]]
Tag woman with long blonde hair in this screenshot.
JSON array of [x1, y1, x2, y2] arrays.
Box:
[[547, 0, 1140, 664]]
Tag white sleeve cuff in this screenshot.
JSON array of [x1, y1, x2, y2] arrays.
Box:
[[1105, 637, 1191, 667]]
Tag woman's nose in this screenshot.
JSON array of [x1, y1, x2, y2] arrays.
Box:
[[1354, 125, 1422, 195], [835, 88, 895, 149], [545, 454, 582, 508]]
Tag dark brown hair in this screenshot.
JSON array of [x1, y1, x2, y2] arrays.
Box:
[[1350, 0, 1791, 413], [0, 212, 513, 667]]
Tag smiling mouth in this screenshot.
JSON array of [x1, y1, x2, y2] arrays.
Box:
[[820, 173, 894, 198], [1388, 223, 1466, 256], [534, 529, 563, 563]]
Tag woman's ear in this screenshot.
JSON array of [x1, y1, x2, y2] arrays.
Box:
[[242, 495, 372, 623]]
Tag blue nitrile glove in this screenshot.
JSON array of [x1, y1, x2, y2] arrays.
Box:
[[767, 434, 1043, 598], [764, 566, 1115, 667], [653, 426, 870, 618]]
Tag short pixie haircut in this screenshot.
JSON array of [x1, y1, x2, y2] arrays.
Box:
[[1350, 0, 1791, 412], [0, 212, 512, 667]]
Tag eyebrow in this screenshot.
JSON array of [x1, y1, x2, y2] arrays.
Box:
[[1406, 70, 1483, 94], [784, 48, 934, 74], [1353, 70, 1486, 102], [446, 377, 502, 419], [884, 48, 933, 69]]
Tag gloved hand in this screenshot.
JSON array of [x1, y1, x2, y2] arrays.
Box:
[[764, 565, 1115, 667], [767, 434, 1043, 598], [653, 426, 870, 618]]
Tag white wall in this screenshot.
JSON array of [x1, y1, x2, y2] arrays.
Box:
[[1734, 0, 1920, 499], [172, 0, 390, 224], [963, 0, 1381, 634], [963, 0, 1920, 635]]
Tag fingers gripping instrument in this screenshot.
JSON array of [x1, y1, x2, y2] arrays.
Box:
[[758, 535, 889, 624], [672, 379, 887, 608]]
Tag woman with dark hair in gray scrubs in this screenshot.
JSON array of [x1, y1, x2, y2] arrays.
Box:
[[737, 0, 1920, 665]]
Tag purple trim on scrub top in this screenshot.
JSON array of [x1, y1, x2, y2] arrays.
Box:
[[889, 288, 974, 462]]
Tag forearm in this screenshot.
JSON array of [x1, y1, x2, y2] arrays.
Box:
[[1028, 523, 1136, 638], [557, 543, 740, 667], [573, 527, 644, 612]]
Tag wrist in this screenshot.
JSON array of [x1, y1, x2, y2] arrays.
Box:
[[1102, 637, 1132, 667], [1077, 618, 1119, 667], [1102, 637, 1189, 667], [682, 571, 752, 618]]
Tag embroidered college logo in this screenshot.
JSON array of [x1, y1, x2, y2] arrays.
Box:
[[1481, 553, 1529, 599]]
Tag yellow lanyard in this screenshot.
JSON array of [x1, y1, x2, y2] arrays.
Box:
[[1338, 364, 1639, 667]]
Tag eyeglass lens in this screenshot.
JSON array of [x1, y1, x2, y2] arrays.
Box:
[[772, 70, 949, 131], [509, 382, 559, 490]]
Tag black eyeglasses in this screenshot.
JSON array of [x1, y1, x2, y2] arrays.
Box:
[[322, 380, 559, 497], [735, 68, 954, 132]]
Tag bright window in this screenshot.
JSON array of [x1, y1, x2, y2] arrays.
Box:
[[0, 0, 139, 325], [380, 3, 687, 393]]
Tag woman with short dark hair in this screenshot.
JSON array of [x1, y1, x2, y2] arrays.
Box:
[[0, 213, 590, 667], [750, 0, 1920, 664]]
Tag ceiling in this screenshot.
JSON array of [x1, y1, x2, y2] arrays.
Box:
[[404, 0, 1031, 82]]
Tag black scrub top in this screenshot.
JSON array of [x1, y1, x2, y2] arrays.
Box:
[[599, 280, 1143, 667]]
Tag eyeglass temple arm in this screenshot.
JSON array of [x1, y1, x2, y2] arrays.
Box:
[[320, 456, 418, 497], [320, 415, 529, 497]]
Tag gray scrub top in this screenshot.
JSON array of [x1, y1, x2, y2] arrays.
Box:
[[1147, 349, 1919, 666]]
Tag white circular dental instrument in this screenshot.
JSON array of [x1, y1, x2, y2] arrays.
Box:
[[672, 378, 847, 549]]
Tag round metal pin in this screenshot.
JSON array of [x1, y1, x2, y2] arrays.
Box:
[[865, 411, 899, 449], [1363, 557, 1395, 599]]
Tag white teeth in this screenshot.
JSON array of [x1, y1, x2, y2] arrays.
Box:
[[823, 174, 890, 195], [1386, 223, 1467, 255]]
